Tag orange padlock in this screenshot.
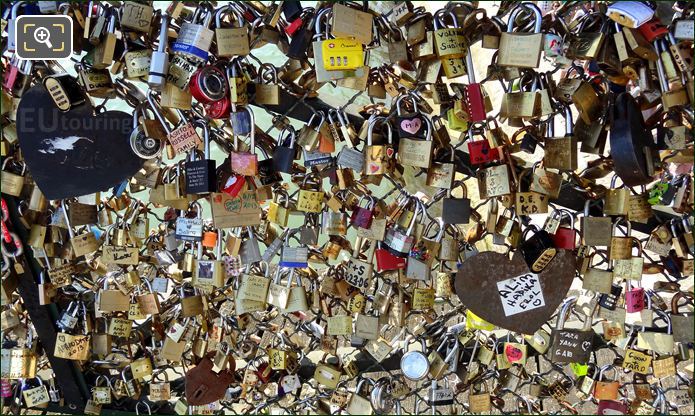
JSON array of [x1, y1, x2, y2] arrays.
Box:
[[202, 230, 218, 248]]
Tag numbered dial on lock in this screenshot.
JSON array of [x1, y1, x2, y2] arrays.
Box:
[[129, 124, 163, 159]]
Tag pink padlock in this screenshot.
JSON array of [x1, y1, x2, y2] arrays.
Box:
[[1, 379, 13, 398], [625, 280, 645, 313], [350, 196, 376, 229], [597, 399, 628, 415]]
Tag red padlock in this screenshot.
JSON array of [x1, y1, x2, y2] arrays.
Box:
[[222, 173, 246, 197], [255, 361, 274, 384], [462, 83, 487, 123], [285, 17, 304, 36], [204, 96, 231, 119], [2, 60, 19, 92], [551, 210, 578, 250], [375, 246, 407, 271], [467, 126, 499, 165], [637, 16, 669, 43], [189, 65, 229, 104], [185, 352, 235, 405], [350, 195, 376, 229], [625, 280, 645, 313]]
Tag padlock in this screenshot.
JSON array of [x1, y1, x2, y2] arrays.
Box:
[[296, 174, 324, 213], [442, 181, 471, 225], [268, 189, 291, 227], [297, 111, 324, 151], [382, 201, 422, 258], [670, 291, 694, 344], [610, 218, 633, 261], [193, 231, 225, 290], [279, 231, 309, 269], [189, 65, 228, 105], [515, 168, 549, 216], [544, 104, 577, 171], [432, 10, 467, 78], [254, 64, 281, 105], [467, 124, 499, 165], [282, 272, 309, 313], [175, 203, 204, 242], [172, 5, 215, 62], [637, 309, 675, 355], [582, 200, 613, 247], [551, 209, 578, 250], [321, 37, 364, 71], [364, 115, 394, 176], [179, 285, 205, 318], [227, 58, 249, 107], [1, 157, 26, 197], [550, 297, 595, 364], [345, 238, 374, 291], [498, 3, 544, 68], [238, 262, 270, 303], [400, 339, 430, 381], [468, 378, 492, 413], [272, 127, 296, 174], [350, 195, 376, 230], [184, 121, 216, 194], [519, 226, 557, 272], [625, 279, 645, 313], [598, 283, 623, 310], [93, 11, 118, 69], [231, 106, 258, 176], [426, 146, 455, 189], [214, 5, 249, 58], [312, 356, 342, 389], [593, 365, 620, 401]]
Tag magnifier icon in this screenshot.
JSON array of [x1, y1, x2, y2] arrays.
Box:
[[34, 27, 53, 49]]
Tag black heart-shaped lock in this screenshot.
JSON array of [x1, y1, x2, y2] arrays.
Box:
[[16, 83, 144, 199]]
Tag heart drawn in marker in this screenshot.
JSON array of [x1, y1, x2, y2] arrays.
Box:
[[505, 344, 523, 362], [400, 118, 422, 135]]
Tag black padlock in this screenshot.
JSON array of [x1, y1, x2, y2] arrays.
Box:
[[598, 283, 623, 310], [185, 122, 216, 194], [442, 182, 471, 225], [520, 128, 539, 154], [258, 157, 283, 185], [272, 128, 297, 173], [519, 226, 557, 273]]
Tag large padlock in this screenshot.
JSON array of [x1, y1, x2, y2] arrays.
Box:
[[498, 3, 544, 68], [518, 226, 557, 273], [214, 5, 250, 58], [544, 105, 577, 171], [172, 5, 215, 62], [550, 298, 595, 364], [231, 106, 258, 176], [442, 181, 471, 225], [432, 9, 467, 78], [364, 115, 394, 176], [184, 121, 216, 194], [272, 127, 297, 174], [467, 125, 499, 165], [670, 291, 694, 344]]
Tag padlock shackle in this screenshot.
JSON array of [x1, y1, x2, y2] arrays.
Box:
[[366, 115, 393, 145], [146, 90, 172, 134], [506, 2, 542, 33]]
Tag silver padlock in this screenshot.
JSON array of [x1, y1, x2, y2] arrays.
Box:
[[148, 12, 170, 89]]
